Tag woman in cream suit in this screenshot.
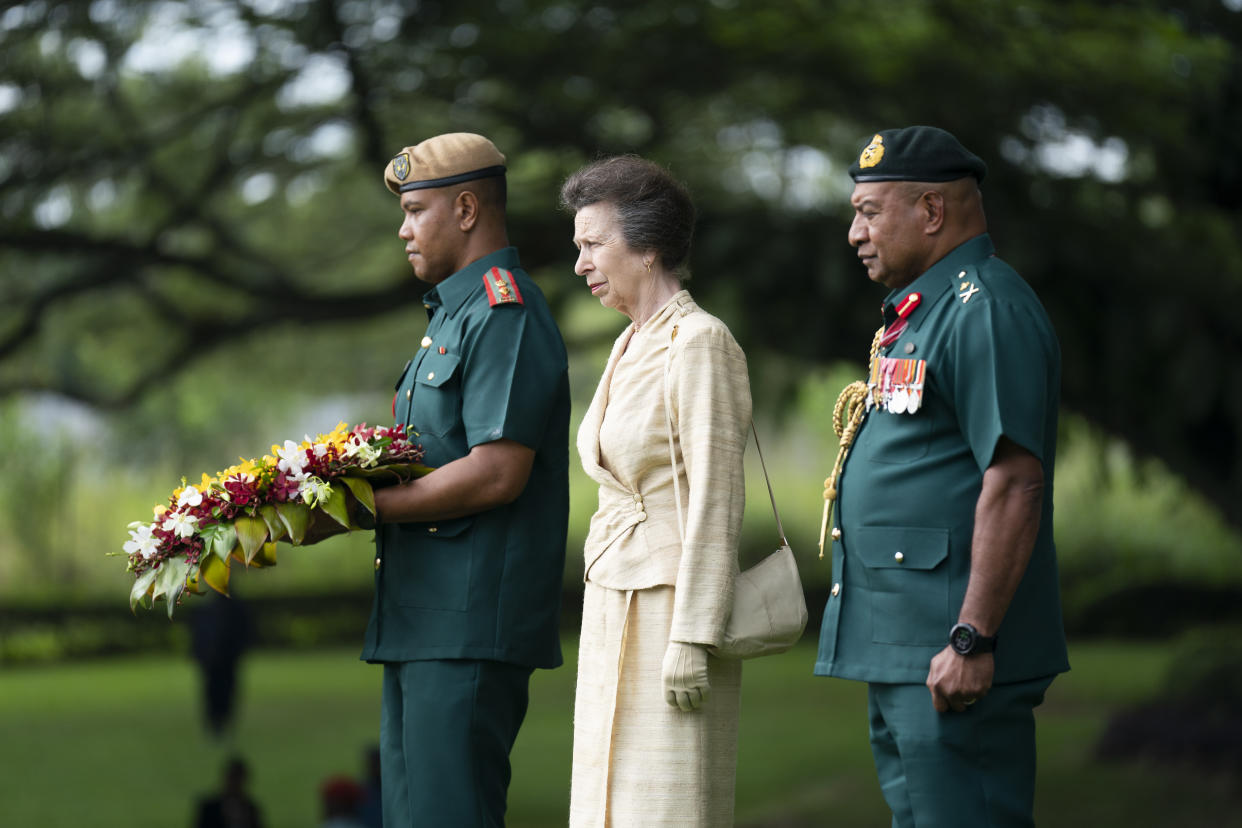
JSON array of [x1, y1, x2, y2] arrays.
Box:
[[561, 156, 751, 827]]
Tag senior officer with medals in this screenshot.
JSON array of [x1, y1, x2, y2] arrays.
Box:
[[367, 133, 570, 827], [815, 126, 1069, 827]]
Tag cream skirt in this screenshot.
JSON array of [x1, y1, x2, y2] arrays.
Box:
[[569, 582, 742, 828]]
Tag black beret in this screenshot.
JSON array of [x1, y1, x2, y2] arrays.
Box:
[[848, 126, 987, 183]]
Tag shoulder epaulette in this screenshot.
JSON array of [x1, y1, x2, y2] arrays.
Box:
[[483, 267, 524, 307], [953, 266, 983, 306]]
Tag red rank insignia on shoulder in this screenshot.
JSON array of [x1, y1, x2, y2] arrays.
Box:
[[484, 267, 524, 307]]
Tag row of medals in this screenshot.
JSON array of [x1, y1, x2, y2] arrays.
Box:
[[866, 355, 926, 415]]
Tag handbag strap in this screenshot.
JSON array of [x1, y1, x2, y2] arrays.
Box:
[[663, 324, 789, 548], [749, 422, 790, 547]]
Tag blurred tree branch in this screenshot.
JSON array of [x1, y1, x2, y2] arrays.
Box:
[[2, 0, 1240, 528]]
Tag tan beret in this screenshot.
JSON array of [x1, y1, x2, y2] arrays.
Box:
[[383, 133, 507, 195]]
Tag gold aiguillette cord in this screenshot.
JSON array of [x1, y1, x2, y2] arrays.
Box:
[[819, 327, 884, 558]]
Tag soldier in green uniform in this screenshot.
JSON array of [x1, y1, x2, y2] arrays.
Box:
[[815, 126, 1069, 827], [367, 133, 570, 827]]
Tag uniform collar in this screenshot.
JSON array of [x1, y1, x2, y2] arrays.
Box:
[[883, 234, 995, 331], [423, 246, 522, 316]]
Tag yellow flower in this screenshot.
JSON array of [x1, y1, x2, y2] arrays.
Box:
[[318, 421, 353, 454], [231, 457, 260, 478], [216, 457, 259, 481]]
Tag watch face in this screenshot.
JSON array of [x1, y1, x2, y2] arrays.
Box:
[[950, 624, 975, 654]]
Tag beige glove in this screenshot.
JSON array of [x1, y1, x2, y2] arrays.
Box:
[[662, 641, 711, 711]]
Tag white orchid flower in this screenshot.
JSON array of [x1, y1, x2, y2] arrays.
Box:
[[341, 437, 381, 467], [276, 439, 308, 476], [162, 511, 199, 539], [356, 441, 382, 468], [123, 522, 161, 559], [176, 485, 203, 509], [299, 476, 332, 508]]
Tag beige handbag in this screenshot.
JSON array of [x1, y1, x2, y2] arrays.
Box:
[[664, 330, 808, 660]]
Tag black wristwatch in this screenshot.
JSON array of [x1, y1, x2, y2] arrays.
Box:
[[949, 622, 997, 656]]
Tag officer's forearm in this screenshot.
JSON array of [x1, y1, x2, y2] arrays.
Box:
[[374, 439, 535, 523], [958, 437, 1044, 636]]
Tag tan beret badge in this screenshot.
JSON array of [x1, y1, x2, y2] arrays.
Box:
[[859, 134, 885, 169], [391, 153, 411, 181]]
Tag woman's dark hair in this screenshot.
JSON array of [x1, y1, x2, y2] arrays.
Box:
[[560, 155, 696, 274]]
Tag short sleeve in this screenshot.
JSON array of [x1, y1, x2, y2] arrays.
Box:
[[951, 299, 1055, 471], [461, 308, 566, 450]]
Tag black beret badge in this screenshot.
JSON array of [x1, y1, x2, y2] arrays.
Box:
[[859, 134, 885, 170], [392, 153, 411, 181]]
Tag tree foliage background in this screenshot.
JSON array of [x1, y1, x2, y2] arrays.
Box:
[[3, 0, 1241, 530]]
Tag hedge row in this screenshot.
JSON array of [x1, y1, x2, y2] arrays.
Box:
[[4, 583, 1242, 666]]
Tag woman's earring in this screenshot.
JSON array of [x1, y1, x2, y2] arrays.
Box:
[[645, 259, 653, 272]]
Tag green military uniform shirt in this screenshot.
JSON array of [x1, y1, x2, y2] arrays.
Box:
[[361, 246, 570, 669], [815, 234, 1070, 685]]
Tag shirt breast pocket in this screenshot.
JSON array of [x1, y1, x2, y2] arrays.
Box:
[[410, 351, 461, 437], [860, 409, 931, 464]]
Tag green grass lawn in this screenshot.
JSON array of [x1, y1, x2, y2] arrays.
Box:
[[0, 638, 1235, 827]]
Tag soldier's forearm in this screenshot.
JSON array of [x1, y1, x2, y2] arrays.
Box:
[[375, 438, 535, 523], [958, 437, 1044, 636]]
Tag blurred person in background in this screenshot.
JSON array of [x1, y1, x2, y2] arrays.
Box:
[[194, 755, 264, 828], [189, 587, 252, 742], [319, 775, 366, 828], [355, 744, 382, 828]]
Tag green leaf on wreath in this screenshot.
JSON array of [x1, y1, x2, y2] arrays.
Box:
[[150, 561, 177, 602], [251, 541, 278, 568], [200, 551, 230, 595], [321, 484, 351, 529], [344, 463, 430, 486], [201, 522, 239, 563], [343, 466, 388, 480], [153, 557, 191, 619], [130, 567, 159, 612], [258, 504, 287, 542], [234, 514, 269, 564], [339, 476, 376, 517], [275, 501, 311, 544]]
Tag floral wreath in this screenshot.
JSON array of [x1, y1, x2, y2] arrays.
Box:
[[118, 422, 428, 618]]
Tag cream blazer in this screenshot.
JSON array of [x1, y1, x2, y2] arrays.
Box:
[[577, 291, 751, 647]]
